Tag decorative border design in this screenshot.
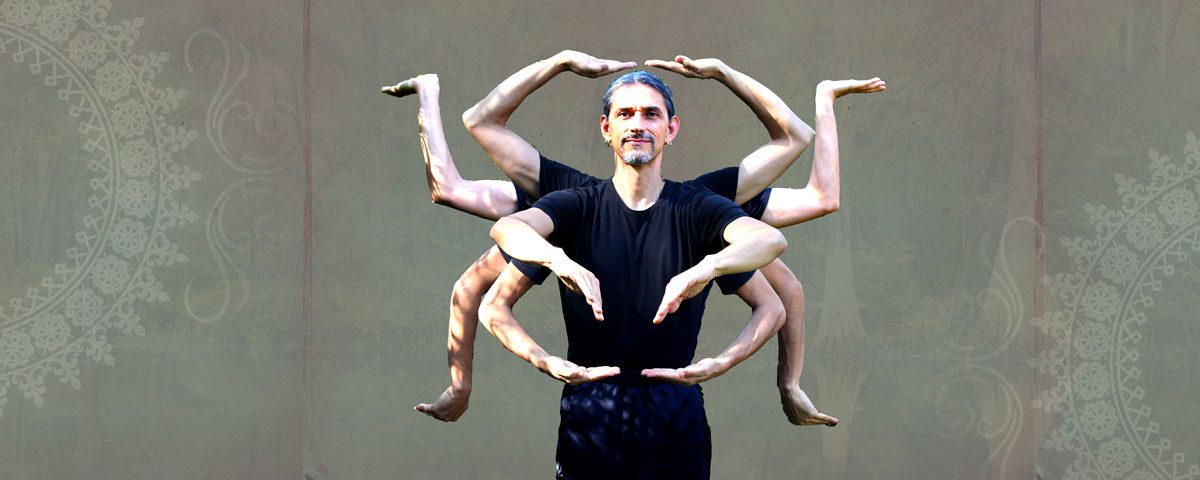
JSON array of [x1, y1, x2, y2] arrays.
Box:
[[1031, 132, 1200, 480], [0, 0, 198, 419]]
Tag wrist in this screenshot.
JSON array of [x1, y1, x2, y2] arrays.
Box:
[[698, 254, 722, 279]]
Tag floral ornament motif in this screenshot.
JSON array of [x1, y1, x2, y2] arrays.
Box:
[[0, 0, 200, 418], [1031, 133, 1200, 480]]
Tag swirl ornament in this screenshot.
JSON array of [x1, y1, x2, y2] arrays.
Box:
[[0, 0, 199, 419], [1031, 133, 1200, 480]]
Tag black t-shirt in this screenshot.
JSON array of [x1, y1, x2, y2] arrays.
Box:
[[510, 156, 772, 293], [525, 179, 746, 372]]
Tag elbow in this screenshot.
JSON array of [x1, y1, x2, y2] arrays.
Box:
[[768, 229, 788, 258], [793, 121, 815, 149], [821, 197, 840, 215], [462, 105, 482, 132]]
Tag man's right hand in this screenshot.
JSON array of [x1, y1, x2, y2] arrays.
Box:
[[554, 50, 636, 78], [414, 385, 469, 422], [547, 253, 604, 321], [540, 356, 620, 384], [780, 385, 839, 427]]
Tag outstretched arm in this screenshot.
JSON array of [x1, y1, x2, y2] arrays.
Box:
[[653, 216, 786, 323], [479, 264, 619, 384], [759, 78, 885, 228], [646, 56, 813, 204], [463, 51, 636, 195], [642, 272, 784, 384], [381, 74, 519, 221]]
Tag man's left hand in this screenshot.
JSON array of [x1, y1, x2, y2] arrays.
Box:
[[641, 358, 726, 386], [780, 385, 839, 427], [644, 55, 728, 81], [653, 261, 716, 324]]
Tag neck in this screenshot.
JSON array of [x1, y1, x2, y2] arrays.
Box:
[[611, 154, 664, 211]]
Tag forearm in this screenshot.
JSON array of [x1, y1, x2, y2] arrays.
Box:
[[719, 64, 813, 204], [490, 216, 565, 267], [716, 64, 812, 145], [416, 85, 464, 205], [711, 302, 785, 376], [805, 90, 840, 212], [478, 301, 553, 373], [462, 53, 566, 129], [707, 225, 787, 277]]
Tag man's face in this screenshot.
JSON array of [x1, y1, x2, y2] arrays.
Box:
[[601, 84, 678, 167]]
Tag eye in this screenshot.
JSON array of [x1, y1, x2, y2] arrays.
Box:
[[618, 111, 632, 118]]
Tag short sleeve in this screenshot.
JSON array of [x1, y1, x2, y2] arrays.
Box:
[[689, 189, 748, 252], [512, 258, 553, 284], [713, 270, 754, 295], [531, 188, 586, 241], [536, 155, 602, 200], [687, 167, 739, 202], [739, 188, 772, 221]]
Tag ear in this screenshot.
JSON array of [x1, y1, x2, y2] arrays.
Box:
[[600, 115, 611, 144], [666, 116, 680, 144]]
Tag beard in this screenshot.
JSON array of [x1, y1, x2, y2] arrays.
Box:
[[620, 132, 656, 166], [622, 150, 653, 166]]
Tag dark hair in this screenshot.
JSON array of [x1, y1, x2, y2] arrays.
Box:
[[601, 70, 675, 118]]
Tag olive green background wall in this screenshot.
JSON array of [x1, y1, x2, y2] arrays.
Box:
[[1, 1, 1198, 478]]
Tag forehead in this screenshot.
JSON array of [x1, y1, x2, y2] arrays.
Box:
[[608, 84, 668, 113]]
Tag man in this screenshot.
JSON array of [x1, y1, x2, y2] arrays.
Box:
[[381, 52, 882, 426], [480, 65, 789, 478]]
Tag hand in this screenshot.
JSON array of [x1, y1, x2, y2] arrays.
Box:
[[380, 73, 439, 98], [816, 77, 886, 99], [652, 261, 716, 324], [641, 358, 726, 386], [548, 255, 604, 321], [780, 385, 839, 427], [556, 50, 637, 78], [644, 55, 728, 81], [413, 385, 469, 422], [541, 356, 620, 384]]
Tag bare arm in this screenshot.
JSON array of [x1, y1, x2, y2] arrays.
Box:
[[381, 74, 519, 221], [759, 78, 885, 228], [490, 208, 604, 320], [653, 216, 786, 323], [463, 51, 635, 195], [479, 264, 619, 384], [642, 272, 785, 384], [645, 56, 813, 204], [759, 260, 838, 426]]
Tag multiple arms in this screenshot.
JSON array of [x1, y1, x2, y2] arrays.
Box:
[[759, 78, 885, 228], [478, 264, 619, 384], [643, 272, 785, 385], [646, 56, 814, 205], [463, 51, 636, 195], [653, 216, 787, 323], [381, 74, 520, 221]]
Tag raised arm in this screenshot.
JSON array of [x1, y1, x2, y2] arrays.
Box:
[[759, 78, 885, 228], [645, 56, 813, 204], [380, 74, 519, 221], [479, 264, 619, 384], [653, 216, 786, 323], [463, 51, 635, 194], [642, 272, 784, 384]]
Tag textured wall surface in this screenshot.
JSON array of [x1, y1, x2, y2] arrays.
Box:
[[1, 1, 1198, 479]]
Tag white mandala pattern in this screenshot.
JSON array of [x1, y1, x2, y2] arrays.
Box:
[[0, 0, 199, 418], [1031, 133, 1200, 480]]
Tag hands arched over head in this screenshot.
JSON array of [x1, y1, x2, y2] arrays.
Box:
[[557, 50, 637, 78]]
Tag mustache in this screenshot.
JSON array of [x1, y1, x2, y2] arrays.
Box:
[[621, 132, 656, 144]]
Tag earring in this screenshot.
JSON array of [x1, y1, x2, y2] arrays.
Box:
[[605, 139, 612, 147]]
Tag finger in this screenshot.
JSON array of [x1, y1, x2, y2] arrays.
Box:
[[816, 413, 839, 427], [644, 60, 688, 76], [640, 368, 680, 380], [608, 61, 638, 72], [584, 366, 620, 380], [380, 79, 417, 98]]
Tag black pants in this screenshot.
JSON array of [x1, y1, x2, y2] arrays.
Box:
[[555, 381, 711, 480]]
